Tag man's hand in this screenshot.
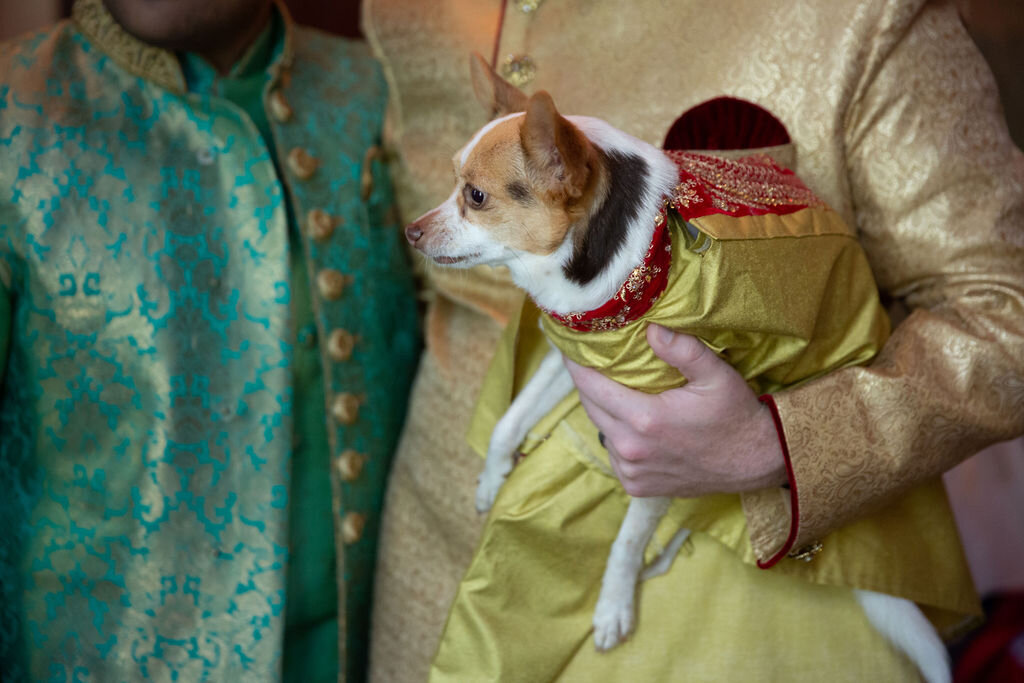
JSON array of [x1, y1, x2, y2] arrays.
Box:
[[563, 324, 787, 498]]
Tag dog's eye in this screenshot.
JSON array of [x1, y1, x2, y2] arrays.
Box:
[[463, 184, 487, 209]]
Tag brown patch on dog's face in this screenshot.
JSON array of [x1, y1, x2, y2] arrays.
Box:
[[455, 115, 605, 256]]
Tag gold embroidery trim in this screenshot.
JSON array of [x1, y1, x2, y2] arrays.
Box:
[[551, 219, 672, 333], [667, 150, 827, 215], [72, 0, 185, 93], [787, 541, 824, 562], [71, 0, 296, 93]]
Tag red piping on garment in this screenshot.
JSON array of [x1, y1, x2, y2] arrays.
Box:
[[491, 1, 508, 68], [756, 394, 800, 569]]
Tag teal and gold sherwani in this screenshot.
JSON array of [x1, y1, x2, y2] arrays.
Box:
[[0, 1, 419, 681]]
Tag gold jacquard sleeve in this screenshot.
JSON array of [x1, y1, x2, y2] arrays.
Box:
[[742, 0, 1024, 565]]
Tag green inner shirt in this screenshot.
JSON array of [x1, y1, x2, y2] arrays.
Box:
[[181, 14, 338, 682]]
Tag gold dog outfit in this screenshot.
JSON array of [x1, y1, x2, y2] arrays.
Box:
[[431, 150, 975, 681]]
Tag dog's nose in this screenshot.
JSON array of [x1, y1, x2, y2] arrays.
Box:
[[405, 224, 423, 245]]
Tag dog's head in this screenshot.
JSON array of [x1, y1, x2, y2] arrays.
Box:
[[405, 54, 604, 270]]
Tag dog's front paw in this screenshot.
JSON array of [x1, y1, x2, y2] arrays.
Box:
[[475, 471, 506, 514], [592, 595, 635, 651]]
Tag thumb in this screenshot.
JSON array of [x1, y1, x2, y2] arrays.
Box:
[[646, 324, 724, 389]]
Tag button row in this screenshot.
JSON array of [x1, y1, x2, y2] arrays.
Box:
[[273, 85, 373, 537], [500, 0, 543, 87]]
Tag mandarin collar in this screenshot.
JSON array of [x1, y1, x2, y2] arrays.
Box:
[[71, 0, 295, 95]]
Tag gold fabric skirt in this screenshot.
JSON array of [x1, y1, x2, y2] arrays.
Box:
[[431, 399, 970, 681]]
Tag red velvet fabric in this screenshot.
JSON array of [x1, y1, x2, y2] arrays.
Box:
[[663, 97, 791, 151], [954, 593, 1024, 682]]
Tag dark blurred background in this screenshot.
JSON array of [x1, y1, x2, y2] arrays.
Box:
[[954, 0, 1024, 148]]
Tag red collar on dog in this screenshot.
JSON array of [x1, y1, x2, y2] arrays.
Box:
[[546, 209, 673, 333], [546, 151, 824, 333]]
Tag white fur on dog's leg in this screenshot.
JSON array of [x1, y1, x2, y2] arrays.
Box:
[[476, 346, 575, 514], [593, 592, 636, 651], [476, 413, 520, 512], [593, 496, 672, 650], [475, 466, 511, 513], [475, 455, 514, 513], [854, 589, 951, 683]]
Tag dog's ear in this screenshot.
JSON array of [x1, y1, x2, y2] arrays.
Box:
[[521, 90, 593, 200], [470, 52, 528, 116]]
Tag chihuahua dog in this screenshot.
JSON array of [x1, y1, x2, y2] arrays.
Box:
[[405, 54, 950, 683]]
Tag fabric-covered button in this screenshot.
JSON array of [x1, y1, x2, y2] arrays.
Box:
[[360, 145, 382, 200], [501, 54, 537, 88], [331, 392, 361, 425], [336, 450, 366, 482], [268, 89, 293, 123], [316, 269, 351, 301], [287, 147, 318, 180], [327, 329, 356, 362], [342, 511, 366, 544], [515, 0, 544, 12], [306, 208, 336, 242]]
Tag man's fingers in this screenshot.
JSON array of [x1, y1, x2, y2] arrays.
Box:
[[563, 356, 646, 417], [646, 325, 728, 390], [575, 379, 620, 433], [600, 431, 643, 495], [604, 436, 626, 481]]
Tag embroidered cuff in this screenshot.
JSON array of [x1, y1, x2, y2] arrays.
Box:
[[754, 394, 799, 568]]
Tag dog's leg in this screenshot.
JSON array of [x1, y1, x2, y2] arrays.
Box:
[[593, 495, 672, 650], [854, 589, 951, 683], [477, 345, 574, 513]]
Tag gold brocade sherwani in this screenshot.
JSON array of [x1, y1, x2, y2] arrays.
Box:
[[364, 0, 1024, 679]]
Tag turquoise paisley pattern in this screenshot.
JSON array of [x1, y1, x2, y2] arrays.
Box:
[[0, 5, 419, 681]]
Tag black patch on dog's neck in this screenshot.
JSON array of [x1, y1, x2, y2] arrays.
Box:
[[563, 150, 649, 285]]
